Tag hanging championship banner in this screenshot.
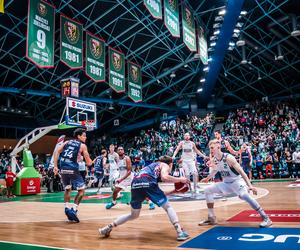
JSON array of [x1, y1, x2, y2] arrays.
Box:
[[164, 0, 180, 37], [182, 3, 196, 51], [198, 29, 208, 65], [144, 0, 162, 19], [109, 47, 125, 93], [26, 0, 55, 68], [128, 61, 142, 103], [60, 15, 83, 69], [85, 32, 105, 82]]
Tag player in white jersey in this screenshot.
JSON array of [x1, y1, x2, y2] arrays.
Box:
[[199, 139, 272, 227], [106, 146, 132, 209], [107, 144, 120, 188], [173, 133, 207, 193]]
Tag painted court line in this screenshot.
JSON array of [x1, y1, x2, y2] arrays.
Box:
[[0, 240, 74, 250]]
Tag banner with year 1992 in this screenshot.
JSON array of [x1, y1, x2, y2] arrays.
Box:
[[182, 3, 196, 52], [109, 47, 125, 93], [26, 0, 55, 68], [128, 61, 142, 103], [60, 14, 83, 69], [85, 32, 105, 82], [164, 0, 180, 37]]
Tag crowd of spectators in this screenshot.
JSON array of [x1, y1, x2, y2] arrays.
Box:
[[222, 100, 300, 178]]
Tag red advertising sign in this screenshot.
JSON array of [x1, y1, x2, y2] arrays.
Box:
[[20, 178, 41, 195], [228, 210, 300, 223]]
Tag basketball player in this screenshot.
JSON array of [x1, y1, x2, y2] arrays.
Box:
[[53, 128, 93, 223], [99, 155, 190, 241], [214, 130, 239, 155], [106, 146, 132, 209], [239, 143, 253, 180], [107, 144, 119, 189], [199, 139, 272, 228], [172, 133, 207, 193], [93, 149, 108, 193]]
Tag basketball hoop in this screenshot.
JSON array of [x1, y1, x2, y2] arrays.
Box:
[[81, 120, 96, 131]]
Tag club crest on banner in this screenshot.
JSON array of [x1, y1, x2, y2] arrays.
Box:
[[113, 52, 122, 71], [185, 7, 192, 27], [90, 38, 102, 59], [169, 0, 176, 11], [37, 2, 47, 17], [64, 21, 79, 44], [130, 65, 139, 82]]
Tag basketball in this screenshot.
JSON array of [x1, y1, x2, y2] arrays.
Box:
[[174, 182, 189, 193]]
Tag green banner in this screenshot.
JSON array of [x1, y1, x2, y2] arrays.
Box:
[[144, 0, 162, 19], [182, 4, 196, 51], [26, 0, 55, 68], [164, 0, 180, 37], [198, 30, 208, 65], [109, 47, 125, 93], [85, 33, 105, 82], [128, 61, 142, 102], [60, 15, 83, 69]]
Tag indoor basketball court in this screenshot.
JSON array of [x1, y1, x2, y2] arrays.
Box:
[[0, 0, 299, 250]]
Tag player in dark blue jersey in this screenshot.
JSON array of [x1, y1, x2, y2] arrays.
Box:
[[239, 143, 253, 179], [53, 128, 93, 223], [93, 149, 108, 193], [99, 155, 190, 241]]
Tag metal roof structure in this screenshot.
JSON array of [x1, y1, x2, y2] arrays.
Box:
[[0, 0, 299, 134]]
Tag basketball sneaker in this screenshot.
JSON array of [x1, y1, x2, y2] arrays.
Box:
[[106, 202, 116, 209], [64, 208, 73, 222], [177, 231, 189, 241], [99, 224, 113, 237], [149, 202, 155, 210], [259, 218, 272, 228], [198, 216, 217, 226], [69, 208, 80, 223]]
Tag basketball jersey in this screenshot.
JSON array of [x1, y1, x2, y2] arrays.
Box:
[[108, 153, 118, 171], [118, 156, 129, 178], [241, 150, 250, 165], [213, 153, 240, 183], [181, 141, 195, 161], [60, 140, 81, 170], [94, 156, 104, 173], [220, 139, 227, 153], [135, 162, 161, 184]]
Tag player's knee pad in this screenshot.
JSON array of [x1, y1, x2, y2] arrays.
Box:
[[204, 188, 214, 203], [131, 209, 140, 220], [238, 192, 259, 210], [162, 201, 171, 212]]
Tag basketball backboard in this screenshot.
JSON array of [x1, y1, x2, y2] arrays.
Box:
[[65, 97, 97, 131]]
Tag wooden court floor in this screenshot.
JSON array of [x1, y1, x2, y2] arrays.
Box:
[[0, 181, 299, 250]]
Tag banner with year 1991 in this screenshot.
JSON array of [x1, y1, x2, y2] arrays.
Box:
[[128, 61, 142, 102], [164, 0, 180, 37], [26, 0, 55, 68], [60, 14, 83, 69], [109, 47, 125, 93]]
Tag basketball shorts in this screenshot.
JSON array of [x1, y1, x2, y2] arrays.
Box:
[[204, 177, 248, 197], [61, 169, 85, 190], [130, 178, 167, 209], [115, 175, 132, 190], [182, 160, 197, 176]]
